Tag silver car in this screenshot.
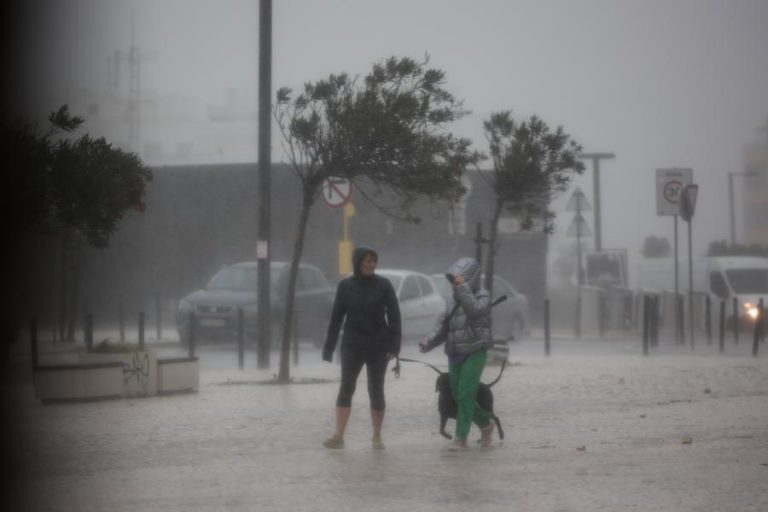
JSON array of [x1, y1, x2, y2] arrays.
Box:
[[374, 269, 445, 342], [176, 261, 335, 346], [431, 273, 529, 342]]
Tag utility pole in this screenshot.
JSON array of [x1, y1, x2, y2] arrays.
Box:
[[113, 11, 154, 154], [256, 0, 272, 368], [566, 187, 592, 338], [578, 153, 615, 252]]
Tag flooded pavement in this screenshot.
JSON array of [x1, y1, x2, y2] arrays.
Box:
[[4, 336, 768, 511]]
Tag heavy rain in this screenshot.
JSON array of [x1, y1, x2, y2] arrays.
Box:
[[2, 1, 768, 511]]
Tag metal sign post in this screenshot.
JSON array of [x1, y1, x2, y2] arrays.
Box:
[[656, 168, 693, 344], [680, 184, 699, 350], [322, 178, 354, 276]]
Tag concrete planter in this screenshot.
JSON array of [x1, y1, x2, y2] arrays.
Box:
[[79, 350, 158, 397], [33, 349, 200, 403], [34, 362, 124, 403], [157, 357, 200, 394]]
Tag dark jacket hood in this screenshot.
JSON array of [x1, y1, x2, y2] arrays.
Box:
[[352, 246, 378, 276], [446, 257, 481, 291]]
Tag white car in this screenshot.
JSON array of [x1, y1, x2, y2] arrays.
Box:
[[431, 273, 529, 342], [375, 269, 445, 341]]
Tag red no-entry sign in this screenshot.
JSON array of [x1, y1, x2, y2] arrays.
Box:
[[322, 178, 353, 208]]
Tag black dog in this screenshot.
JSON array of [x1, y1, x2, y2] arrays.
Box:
[[393, 357, 507, 441], [435, 359, 506, 441]]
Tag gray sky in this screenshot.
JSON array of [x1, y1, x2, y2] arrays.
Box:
[[9, 0, 768, 275]]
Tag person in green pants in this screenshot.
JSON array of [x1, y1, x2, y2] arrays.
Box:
[[419, 257, 496, 450]]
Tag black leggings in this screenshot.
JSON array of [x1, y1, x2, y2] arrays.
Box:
[[336, 346, 389, 411]]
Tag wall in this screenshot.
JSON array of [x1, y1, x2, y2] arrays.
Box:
[[62, 163, 549, 329]]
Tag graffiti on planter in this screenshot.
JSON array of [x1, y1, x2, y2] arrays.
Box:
[[123, 352, 150, 391]]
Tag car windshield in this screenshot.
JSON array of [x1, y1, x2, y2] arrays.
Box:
[[206, 266, 280, 291], [207, 267, 257, 291], [725, 268, 768, 294]]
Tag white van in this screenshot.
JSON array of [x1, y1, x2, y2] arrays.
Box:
[[635, 256, 768, 328]]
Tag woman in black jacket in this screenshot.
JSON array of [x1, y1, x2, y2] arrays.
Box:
[[322, 246, 401, 450]]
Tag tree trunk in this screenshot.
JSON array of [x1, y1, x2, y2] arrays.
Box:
[[484, 199, 504, 297], [65, 242, 81, 342], [277, 188, 316, 383], [57, 232, 69, 342]]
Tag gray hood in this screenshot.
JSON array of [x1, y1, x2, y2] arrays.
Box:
[[446, 257, 481, 292]]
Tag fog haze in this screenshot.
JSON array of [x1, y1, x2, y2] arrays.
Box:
[[6, 0, 768, 277]]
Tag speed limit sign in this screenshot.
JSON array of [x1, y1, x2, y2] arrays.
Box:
[[656, 168, 692, 216]]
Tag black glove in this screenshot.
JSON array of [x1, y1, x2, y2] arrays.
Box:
[[322, 346, 333, 362]]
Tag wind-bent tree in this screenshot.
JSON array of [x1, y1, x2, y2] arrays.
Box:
[[274, 56, 476, 383], [2, 106, 151, 343], [482, 111, 584, 295]]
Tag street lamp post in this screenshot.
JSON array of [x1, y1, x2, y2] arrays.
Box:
[[256, 0, 273, 368], [728, 171, 759, 246]]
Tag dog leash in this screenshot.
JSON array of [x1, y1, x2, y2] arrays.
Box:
[[392, 294, 510, 379], [392, 356, 442, 379]]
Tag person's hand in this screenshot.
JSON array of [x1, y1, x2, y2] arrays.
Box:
[[453, 275, 465, 286], [386, 352, 396, 361], [419, 342, 428, 353], [322, 349, 333, 363]]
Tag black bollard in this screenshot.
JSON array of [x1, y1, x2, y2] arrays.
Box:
[[155, 294, 162, 341], [544, 298, 551, 356], [292, 313, 299, 367], [655, 296, 660, 345], [30, 317, 38, 371], [85, 314, 94, 352], [237, 308, 244, 370], [119, 295, 125, 342], [599, 292, 606, 338], [138, 311, 145, 350], [705, 296, 712, 345], [188, 312, 196, 357], [642, 295, 649, 356], [648, 296, 654, 348], [733, 297, 739, 345], [678, 296, 685, 345], [753, 298, 764, 357], [718, 300, 725, 354]]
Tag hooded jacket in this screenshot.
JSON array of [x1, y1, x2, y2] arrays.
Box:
[[322, 246, 402, 358], [422, 257, 492, 356]]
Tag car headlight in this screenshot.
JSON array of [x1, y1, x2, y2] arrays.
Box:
[[743, 302, 759, 320]]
